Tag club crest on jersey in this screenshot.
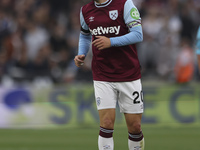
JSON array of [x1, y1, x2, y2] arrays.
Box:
[[109, 10, 118, 20]]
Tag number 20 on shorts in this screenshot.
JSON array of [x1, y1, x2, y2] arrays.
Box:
[[132, 91, 143, 104]]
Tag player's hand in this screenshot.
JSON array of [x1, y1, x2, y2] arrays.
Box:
[[74, 54, 85, 67], [92, 36, 111, 50]]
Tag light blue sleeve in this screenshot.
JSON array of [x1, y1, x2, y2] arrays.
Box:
[[78, 33, 92, 56], [78, 8, 92, 56], [80, 7, 89, 33], [110, 0, 143, 47], [196, 26, 200, 55], [123, 0, 141, 27], [110, 26, 143, 47]]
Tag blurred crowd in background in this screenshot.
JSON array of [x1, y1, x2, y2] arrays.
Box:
[[0, 0, 200, 87]]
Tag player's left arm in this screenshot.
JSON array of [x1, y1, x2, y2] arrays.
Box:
[[110, 0, 143, 47], [92, 0, 143, 50]]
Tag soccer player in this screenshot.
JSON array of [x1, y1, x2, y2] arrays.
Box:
[[196, 26, 200, 72], [74, 0, 144, 149]]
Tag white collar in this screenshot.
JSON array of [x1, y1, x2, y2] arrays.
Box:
[[94, 0, 112, 8]]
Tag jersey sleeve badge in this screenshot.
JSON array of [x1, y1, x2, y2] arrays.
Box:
[[130, 8, 140, 20], [127, 7, 141, 29]]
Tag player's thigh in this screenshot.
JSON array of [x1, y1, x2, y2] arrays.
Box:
[[98, 108, 116, 129], [124, 113, 142, 133], [93, 81, 117, 110], [117, 79, 144, 114]]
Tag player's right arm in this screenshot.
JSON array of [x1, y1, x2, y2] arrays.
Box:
[[74, 7, 92, 67]]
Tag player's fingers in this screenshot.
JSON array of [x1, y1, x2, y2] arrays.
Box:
[[74, 58, 79, 67], [74, 59, 84, 67], [95, 41, 102, 47], [77, 62, 84, 67], [98, 46, 105, 50], [76, 55, 85, 62], [94, 42, 103, 48], [98, 42, 110, 50], [93, 36, 104, 42], [96, 44, 105, 50], [74, 56, 85, 67], [80, 55, 85, 60], [95, 36, 103, 41], [95, 36, 101, 38], [92, 39, 102, 46], [76, 59, 84, 64], [98, 46, 104, 50]]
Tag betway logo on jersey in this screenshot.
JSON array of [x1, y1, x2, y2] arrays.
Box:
[[89, 26, 120, 35]]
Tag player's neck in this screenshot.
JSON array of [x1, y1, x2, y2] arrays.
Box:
[[94, 0, 108, 4]]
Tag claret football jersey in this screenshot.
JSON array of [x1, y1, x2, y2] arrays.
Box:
[[80, 0, 142, 82]]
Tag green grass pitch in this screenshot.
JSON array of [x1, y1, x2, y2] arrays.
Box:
[[0, 125, 200, 150]]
